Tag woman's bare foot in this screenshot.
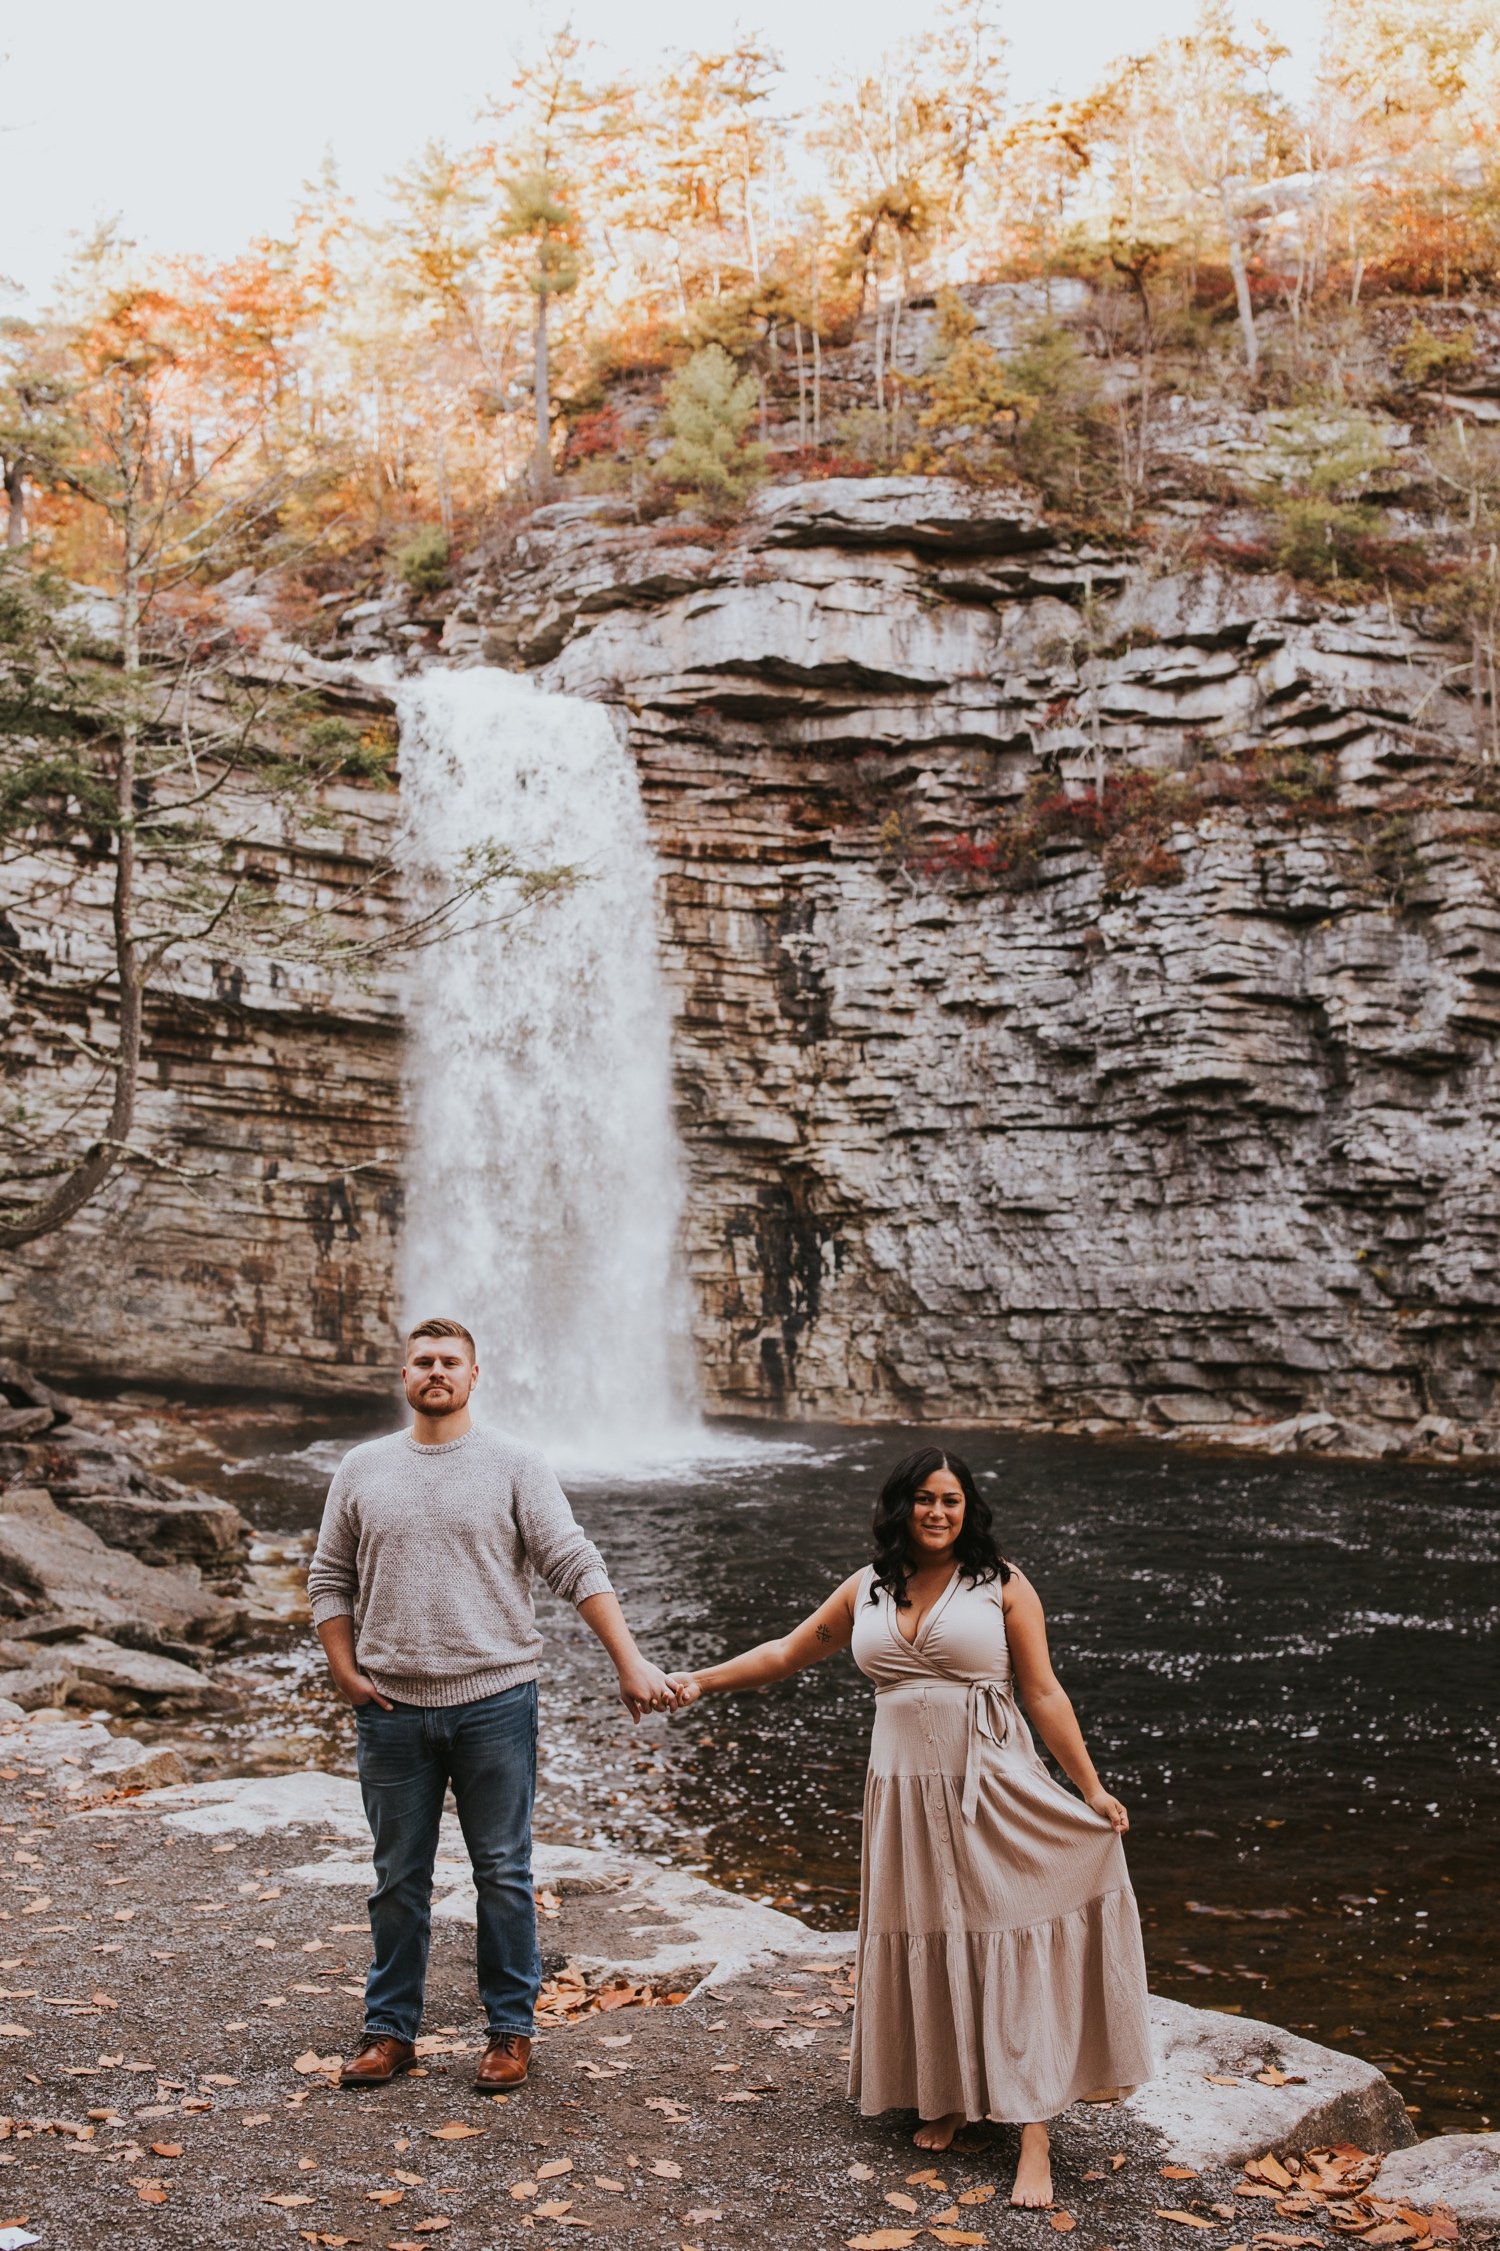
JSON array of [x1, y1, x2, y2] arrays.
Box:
[[913, 2111, 968, 2151], [1010, 2122, 1053, 2207]]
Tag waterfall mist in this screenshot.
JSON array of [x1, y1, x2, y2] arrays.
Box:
[[395, 668, 699, 1461]]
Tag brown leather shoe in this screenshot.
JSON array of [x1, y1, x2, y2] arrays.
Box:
[[338, 2034, 416, 2088], [472, 2032, 531, 2092]]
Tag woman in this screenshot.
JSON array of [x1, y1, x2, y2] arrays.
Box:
[[667, 1447, 1155, 2209]]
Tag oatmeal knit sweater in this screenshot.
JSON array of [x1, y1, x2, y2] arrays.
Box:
[[306, 1424, 613, 1706]]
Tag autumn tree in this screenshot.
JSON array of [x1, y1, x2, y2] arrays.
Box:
[[1091, 1, 1291, 375]]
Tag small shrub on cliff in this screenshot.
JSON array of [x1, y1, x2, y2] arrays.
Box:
[[393, 526, 450, 597], [1396, 320, 1477, 393], [302, 714, 398, 785], [652, 344, 767, 518], [903, 290, 1028, 483], [1005, 325, 1117, 518]]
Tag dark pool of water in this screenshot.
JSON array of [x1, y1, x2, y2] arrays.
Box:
[[160, 1407, 1499, 2136]]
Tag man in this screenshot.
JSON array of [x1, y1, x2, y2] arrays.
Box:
[[307, 1316, 674, 2094]]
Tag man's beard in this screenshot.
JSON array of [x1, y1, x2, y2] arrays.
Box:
[[413, 1381, 464, 1413]]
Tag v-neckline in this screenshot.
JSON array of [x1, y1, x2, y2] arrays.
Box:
[[890, 1566, 961, 1651]]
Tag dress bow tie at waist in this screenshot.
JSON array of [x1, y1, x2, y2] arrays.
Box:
[[962, 1678, 1013, 1822]]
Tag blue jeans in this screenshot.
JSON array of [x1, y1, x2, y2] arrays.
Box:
[[354, 1684, 541, 2044]]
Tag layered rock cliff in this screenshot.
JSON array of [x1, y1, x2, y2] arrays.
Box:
[[5, 477, 1500, 1450], [490, 480, 1500, 1448]]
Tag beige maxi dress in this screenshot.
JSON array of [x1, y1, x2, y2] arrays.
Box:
[[848, 1564, 1156, 2123]]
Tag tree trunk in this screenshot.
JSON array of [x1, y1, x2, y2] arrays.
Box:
[[3, 457, 24, 546], [793, 322, 807, 452], [0, 379, 143, 1250], [811, 266, 823, 448], [532, 290, 553, 499], [1222, 195, 1258, 375]]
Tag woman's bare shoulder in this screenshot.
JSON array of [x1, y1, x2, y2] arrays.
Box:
[[1000, 1563, 1040, 1610]]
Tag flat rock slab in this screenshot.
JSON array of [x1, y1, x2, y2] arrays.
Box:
[[1128, 1995, 1415, 2168], [56, 1631, 218, 1704], [1374, 2131, 1500, 2223], [0, 1484, 234, 1648], [135, 1768, 850, 1987], [749, 475, 1049, 552]]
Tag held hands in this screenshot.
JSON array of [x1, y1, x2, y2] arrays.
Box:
[[614, 1660, 702, 1721], [1085, 1786, 1129, 1833]]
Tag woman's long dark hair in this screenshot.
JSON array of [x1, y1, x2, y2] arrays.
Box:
[[869, 1446, 1009, 1607]]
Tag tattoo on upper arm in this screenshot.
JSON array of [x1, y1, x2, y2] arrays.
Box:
[[815, 1623, 832, 1644]]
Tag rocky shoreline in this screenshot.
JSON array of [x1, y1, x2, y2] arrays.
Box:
[[0, 1361, 254, 1733]]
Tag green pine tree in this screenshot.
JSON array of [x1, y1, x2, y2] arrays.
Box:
[[653, 344, 767, 517]]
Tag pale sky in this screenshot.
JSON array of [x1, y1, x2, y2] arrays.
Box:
[[2, 0, 1315, 307]]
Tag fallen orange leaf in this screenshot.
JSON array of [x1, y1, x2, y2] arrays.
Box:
[[845, 2233, 919, 2250], [1155, 2211, 1216, 2229], [1049, 2214, 1076, 2233]]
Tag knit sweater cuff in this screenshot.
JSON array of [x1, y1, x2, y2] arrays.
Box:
[[571, 1566, 613, 1607], [309, 1592, 356, 1627]]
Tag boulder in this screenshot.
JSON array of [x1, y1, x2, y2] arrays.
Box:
[[57, 1488, 247, 1572], [1371, 2132, 1500, 2225], [0, 1355, 73, 1423], [0, 1486, 238, 1650], [0, 1406, 56, 1440], [0, 1709, 188, 1797], [0, 1662, 76, 1710], [1126, 1995, 1416, 2169], [15, 1424, 166, 1498]]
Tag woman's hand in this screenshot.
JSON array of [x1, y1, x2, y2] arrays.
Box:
[[665, 1672, 702, 1706], [1085, 1786, 1129, 1832]]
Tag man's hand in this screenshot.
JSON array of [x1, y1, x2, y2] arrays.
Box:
[[317, 1617, 392, 1711], [616, 1655, 675, 1722], [335, 1668, 393, 1712]]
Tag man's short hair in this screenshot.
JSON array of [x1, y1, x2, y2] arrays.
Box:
[[405, 1316, 476, 1360]]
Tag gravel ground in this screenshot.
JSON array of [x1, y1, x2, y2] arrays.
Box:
[[0, 1759, 1486, 2251]]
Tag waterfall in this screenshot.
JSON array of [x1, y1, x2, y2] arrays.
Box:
[[394, 668, 698, 1460]]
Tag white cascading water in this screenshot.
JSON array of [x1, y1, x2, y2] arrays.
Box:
[[394, 668, 699, 1461]]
